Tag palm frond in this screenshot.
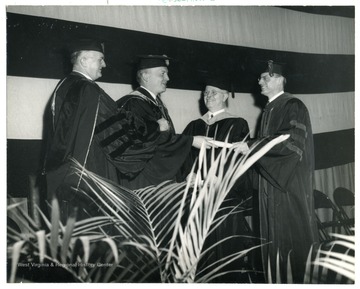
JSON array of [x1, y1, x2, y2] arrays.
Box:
[[8, 134, 290, 283], [169, 135, 290, 282], [35, 230, 46, 263], [9, 240, 27, 283], [313, 232, 355, 282], [7, 196, 144, 283], [50, 198, 61, 259]]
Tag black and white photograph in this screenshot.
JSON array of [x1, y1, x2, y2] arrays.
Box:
[[4, 1, 356, 284]]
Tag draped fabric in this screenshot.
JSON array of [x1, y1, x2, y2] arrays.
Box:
[[314, 162, 355, 219], [6, 78, 354, 139], [314, 163, 355, 198], [7, 6, 354, 55]]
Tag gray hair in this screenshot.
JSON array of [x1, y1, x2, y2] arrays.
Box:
[[70, 51, 83, 65], [136, 68, 149, 85], [274, 73, 287, 87]]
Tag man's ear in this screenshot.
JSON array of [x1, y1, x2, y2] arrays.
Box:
[[79, 56, 87, 68], [142, 71, 150, 83]]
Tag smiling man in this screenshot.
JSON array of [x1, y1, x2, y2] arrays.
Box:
[[180, 76, 252, 282], [114, 55, 210, 189], [235, 60, 319, 283]]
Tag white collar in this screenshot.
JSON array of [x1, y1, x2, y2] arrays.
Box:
[[73, 70, 93, 81], [208, 108, 225, 119], [141, 86, 157, 100], [268, 91, 284, 103]]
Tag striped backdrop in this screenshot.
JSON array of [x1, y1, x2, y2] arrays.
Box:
[[6, 6, 354, 200]]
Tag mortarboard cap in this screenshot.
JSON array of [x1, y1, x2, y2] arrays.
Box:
[[68, 39, 104, 54], [265, 60, 286, 77], [205, 76, 231, 92], [137, 54, 171, 70]]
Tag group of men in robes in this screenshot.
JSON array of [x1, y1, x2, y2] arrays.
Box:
[[42, 39, 318, 283]]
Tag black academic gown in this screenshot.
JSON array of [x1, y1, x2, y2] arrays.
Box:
[[114, 87, 193, 189], [182, 111, 254, 282], [181, 111, 249, 177], [248, 92, 319, 283], [44, 72, 121, 221]]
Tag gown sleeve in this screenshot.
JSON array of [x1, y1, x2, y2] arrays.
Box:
[[249, 98, 314, 191], [95, 95, 193, 180]]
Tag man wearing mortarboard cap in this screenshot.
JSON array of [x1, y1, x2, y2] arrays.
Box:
[[234, 60, 319, 282], [43, 39, 132, 223], [181, 75, 251, 190], [108, 54, 211, 189], [180, 75, 254, 282]]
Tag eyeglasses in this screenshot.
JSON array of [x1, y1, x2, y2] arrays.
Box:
[[203, 89, 223, 98]]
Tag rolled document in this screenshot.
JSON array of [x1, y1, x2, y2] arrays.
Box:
[[207, 139, 234, 148]]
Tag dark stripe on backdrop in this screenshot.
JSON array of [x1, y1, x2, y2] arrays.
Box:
[[7, 129, 354, 197], [313, 128, 354, 170], [7, 12, 354, 94], [7, 139, 45, 198]]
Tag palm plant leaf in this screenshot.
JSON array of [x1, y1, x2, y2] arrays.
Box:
[[78, 236, 91, 264], [8, 134, 289, 283], [7, 196, 143, 283], [50, 198, 61, 259], [196, 244, 262, 283], [60, 209, 77, 263], [313, 233, 355, 282], [286, 252, 293, 283], [35, 230, 46, 263], [168, 135, 290, 282], [67, 134, 289, 283], [9, 240, 26, 283], [71, 159, 189, 281], [303, 244, 315, 283]]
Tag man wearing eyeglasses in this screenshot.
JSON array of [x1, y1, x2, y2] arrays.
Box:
[[180, 76, 252, 282], [235, 60, 319, 283]]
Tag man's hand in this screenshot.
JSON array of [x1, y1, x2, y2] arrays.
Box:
[[192, 136, 214, 149], [232, 142, 250, 154], [186, 172, 197, 187], [157, 118, 170, 131]]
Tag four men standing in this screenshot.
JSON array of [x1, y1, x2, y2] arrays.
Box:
[[43, 39, 318, 282]]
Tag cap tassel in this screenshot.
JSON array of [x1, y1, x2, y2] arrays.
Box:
[[268, 60, 274, 77]]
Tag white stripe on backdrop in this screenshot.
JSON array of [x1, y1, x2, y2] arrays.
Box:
[[7, 76, 355, 140], [6, 6, 354, 55]]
